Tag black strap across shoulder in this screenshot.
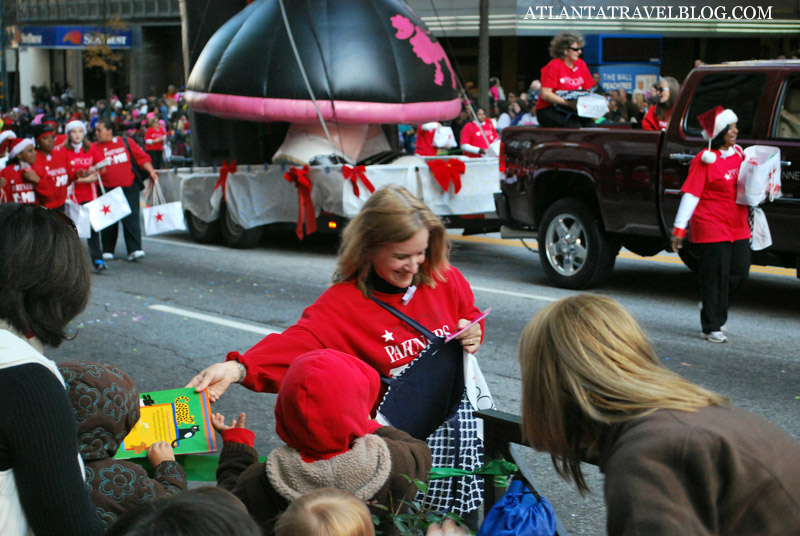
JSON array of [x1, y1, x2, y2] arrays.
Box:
[[370, 296, 440, 342]]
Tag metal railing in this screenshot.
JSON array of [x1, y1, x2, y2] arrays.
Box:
[[7, 0, 180, 24]]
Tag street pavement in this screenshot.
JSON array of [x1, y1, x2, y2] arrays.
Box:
[[49, 228, 800, 535]]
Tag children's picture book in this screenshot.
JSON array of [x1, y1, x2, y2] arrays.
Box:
[[115, 387, 217, 459]]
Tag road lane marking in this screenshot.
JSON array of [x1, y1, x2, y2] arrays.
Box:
[[148, 305, 280, 335], [448, 234, 797, 278], [143, 236, 221, 251], [471, 286, 558, 302]]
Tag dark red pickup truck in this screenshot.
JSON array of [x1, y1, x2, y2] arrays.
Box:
[[495, 60, 800, 289]]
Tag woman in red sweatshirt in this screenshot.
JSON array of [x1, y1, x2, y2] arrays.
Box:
[[91, 117, 158, 262]]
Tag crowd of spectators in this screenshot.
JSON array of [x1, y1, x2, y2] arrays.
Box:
[[6, 82, 191, 162]]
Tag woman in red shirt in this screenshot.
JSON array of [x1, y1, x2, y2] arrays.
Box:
[[642, 77, 680, 131], [671, 107, 749, 343], [30, 123, 75, 211], [92, 117, 158, 262], [144, 113, 167, 170], [63, 120, 106, 271], [0, 138, 53, 204], [459, 108, 498, 157], [535, 31, 596, 128]]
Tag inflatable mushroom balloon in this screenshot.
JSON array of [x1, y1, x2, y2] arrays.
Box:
[[185, 0, 461, 165]]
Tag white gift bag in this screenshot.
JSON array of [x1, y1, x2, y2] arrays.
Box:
[[143, 180, 186, 235], [737, 145, 781, 206], [85, 183, 132, 232], [64, 199, 92, 238], [751, 207, 772, 251], [433, 125, 457, 149], [577, 94, 609, 118]]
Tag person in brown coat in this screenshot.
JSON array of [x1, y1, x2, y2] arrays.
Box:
[[213, 349, 432, 535], [58, 361, 188, 528], [519, 294, 800, 536]]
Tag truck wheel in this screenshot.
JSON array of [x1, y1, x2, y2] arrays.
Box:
[[220, 203, 263, 249], [538, 198, 618, 289], [677, 242, 700, 272], [185, 211, 221, 244]]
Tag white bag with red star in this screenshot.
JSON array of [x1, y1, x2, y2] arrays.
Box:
[[85, 182, 132, 232], [143, 180, 186, 236]]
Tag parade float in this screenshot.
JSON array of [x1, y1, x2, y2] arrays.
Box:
[[162, 0, 499, 247]]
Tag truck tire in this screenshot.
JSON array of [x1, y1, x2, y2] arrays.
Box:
[[220, 203, 263, 248], [677, 242, 700, 272], [185, 211, 221, 244], [538, 198, 618, 289]]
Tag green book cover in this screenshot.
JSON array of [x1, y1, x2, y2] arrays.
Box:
[[115, 387, 218, 459]]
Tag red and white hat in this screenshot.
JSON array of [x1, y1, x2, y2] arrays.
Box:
[[8, 137, 34, 160], [0, 130, 16, 152], [697, 106, 738, 164]]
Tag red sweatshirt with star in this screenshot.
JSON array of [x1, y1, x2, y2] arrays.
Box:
[[227, 266, 484, 398]]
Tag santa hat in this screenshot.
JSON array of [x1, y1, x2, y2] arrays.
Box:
[[0, 130, 16, 152], [65, 120, 86, 135], [9, 138, 34, 160], [697, 106, 738, 164]]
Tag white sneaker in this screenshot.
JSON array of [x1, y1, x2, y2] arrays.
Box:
[[720, 324, 728, 333], [102, 253, 114, 261], [127, 250, 145, 262], [702, 331, 728, 343]]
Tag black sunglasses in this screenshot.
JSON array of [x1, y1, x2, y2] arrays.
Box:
[[656, 87, 669, 92], [569, 46, 583, 52]]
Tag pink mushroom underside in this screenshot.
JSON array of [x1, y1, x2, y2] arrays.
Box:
[[185, 90, 461, 124]]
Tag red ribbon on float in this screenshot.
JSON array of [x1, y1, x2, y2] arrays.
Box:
[[283, 165, 317, 240], [341, 164, 375, 198], [426, 158, 465, 194], [214, 160, 237, 202]]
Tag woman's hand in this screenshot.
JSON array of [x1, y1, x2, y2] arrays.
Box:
[[146, 441, 175, 466], [211, 412, 246, 433], [455, 318, 482, 354], [22, 169, 40, 184], [186, 361, 241, 402], [671, 234, 683, 252]]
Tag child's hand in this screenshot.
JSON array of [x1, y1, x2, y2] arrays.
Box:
[[147, 441, 176, 466], [211, 412, 246, 433]]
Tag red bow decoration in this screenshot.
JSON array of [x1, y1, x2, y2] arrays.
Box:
[[426, 159, 466, 194], [341, 164, 375, 198], [283, 165, 317, 240], [214, 160, 237, 202]]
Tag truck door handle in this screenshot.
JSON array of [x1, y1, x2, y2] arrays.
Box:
[[669, 153, 695, 163]]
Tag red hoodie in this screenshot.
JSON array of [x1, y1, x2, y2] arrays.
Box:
[[275, 349, 382, 462]]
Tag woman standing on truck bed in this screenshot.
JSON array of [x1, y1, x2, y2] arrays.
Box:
[[534, 31, 596, 128], [671, 106, 750, 344], [642, 76, 680, 131]]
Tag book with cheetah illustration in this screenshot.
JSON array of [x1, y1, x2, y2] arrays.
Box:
[[115, 387, 218, 459]]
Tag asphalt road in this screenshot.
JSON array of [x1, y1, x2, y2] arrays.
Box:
[[49, 228, 800, 535]]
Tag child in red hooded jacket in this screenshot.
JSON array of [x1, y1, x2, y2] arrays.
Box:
[[213, 349, 432, 535]]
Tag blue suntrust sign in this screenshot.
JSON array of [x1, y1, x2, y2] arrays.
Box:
[[19, 26, 132, 49]]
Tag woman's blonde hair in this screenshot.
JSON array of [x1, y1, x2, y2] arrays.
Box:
[[519, 294, 728, 493], [274, 488, 375, 536], [333, 184, 450, 296]]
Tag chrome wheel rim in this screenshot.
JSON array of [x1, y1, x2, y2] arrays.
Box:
[[544, 212, 587, 276]]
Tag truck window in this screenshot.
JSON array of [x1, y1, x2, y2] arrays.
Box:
[[774, 77, 800, 139], [684, 73, 766, 139]]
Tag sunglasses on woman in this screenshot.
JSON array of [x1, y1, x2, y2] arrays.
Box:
[[569, 47, 583, 52], [657, 87, 669, 93]]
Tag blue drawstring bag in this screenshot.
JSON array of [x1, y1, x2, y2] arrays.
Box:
[[476, 478, 557, 536]]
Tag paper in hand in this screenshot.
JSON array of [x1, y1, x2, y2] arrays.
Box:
[[444, 307, 492, 343]]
